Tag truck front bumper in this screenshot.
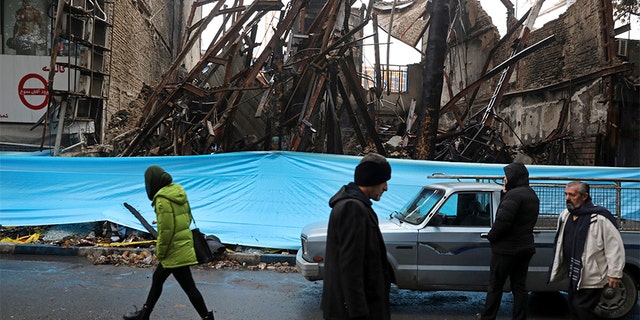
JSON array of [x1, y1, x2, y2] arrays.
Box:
[[296, 249, 322, 281]]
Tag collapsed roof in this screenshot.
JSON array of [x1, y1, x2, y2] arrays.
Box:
[[109, 0, 638, 166]]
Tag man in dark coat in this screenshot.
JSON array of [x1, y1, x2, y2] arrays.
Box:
[[321, 153, 392, 320], [479, 162, 540, 320]]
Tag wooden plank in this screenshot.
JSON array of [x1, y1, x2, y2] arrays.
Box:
[[123, 202, 158, 239]]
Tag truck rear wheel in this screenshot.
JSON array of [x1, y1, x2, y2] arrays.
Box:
[[595, 270, 638, 319]]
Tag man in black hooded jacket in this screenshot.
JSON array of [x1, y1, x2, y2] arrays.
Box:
[[478, 162, 540, 320], [321, 153, 392, 320]]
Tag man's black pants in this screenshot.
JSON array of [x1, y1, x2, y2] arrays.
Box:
[[568, 287, 602, 320], [480, 251, 533, 320]]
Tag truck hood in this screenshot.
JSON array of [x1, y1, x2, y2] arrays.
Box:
[[301, 217, 407, 239]]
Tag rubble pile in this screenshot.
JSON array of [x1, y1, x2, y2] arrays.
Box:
[[89, 249, 297, 273], [1, 223, 298, 274], [0, 223, 152, 248]]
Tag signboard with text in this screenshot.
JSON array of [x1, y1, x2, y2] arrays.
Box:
[[0, 55, 72, 123]]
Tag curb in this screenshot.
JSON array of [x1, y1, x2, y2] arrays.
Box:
[[0, 243, 296, 265]]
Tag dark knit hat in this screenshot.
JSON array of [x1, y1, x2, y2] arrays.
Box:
[[144, 165, 173, 200], [354, 153, 391, 186]]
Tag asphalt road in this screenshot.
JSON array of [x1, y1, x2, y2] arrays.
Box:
[[0, 254, 638, 320]]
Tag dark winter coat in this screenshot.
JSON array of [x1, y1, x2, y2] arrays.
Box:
[[487, 162, 540, 255], [321, 182, 391, 320]]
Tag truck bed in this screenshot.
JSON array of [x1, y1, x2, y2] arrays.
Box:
[[531, 182, 640, 231]]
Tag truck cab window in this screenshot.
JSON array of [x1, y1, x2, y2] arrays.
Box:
[[397, 188, 445, 225], [432, 192, 491, 227]]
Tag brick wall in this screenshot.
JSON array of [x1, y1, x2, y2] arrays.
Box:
[[105, 0, 196, 143], [488, 0, 620, 165], [514, 0, 605, 90]]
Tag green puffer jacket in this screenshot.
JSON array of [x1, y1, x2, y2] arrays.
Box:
[[152, 183, 198, 268]]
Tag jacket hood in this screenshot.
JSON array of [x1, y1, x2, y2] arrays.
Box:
[[145, 165, 173, 200], [503, 162, 530, 190], [329, 182, 371, 208], [153, 183, 189, 206]]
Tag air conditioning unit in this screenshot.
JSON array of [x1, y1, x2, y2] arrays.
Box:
[[70, 49, 91, 69], [62, 15, 85, 40], [93, 19, 109, 47], [73, 98, 91, 119], [90, 77, 104, 97], [617, 39, 628, 57], [73, 98, 100, 120], [78, 75, 91, 95], [70, 0, 87, 8], [91, 51, 104, 72]]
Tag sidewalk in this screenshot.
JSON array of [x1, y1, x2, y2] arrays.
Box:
[[0, 242, 296, 266]]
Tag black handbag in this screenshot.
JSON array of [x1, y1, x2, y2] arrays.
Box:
[[191, 227, 213, 264], [189, 210, 213, 264]]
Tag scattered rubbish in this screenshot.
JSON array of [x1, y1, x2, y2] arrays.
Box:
[[0, 232, 40, 244], [0, 222, 297, 273]]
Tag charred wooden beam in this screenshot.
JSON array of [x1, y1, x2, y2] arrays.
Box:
[[292, 75, 327, 151], [121, 0, 284, 156], [326, 60, 343, 154], [414, 0, 450, 160], [339, 57, 386, 156], [337, 78, 367, 149], [208, 0, 303, 151], [372, 13, 383, 97]]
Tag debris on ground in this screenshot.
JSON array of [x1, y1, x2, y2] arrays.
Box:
[[0, 222, 298, 273]]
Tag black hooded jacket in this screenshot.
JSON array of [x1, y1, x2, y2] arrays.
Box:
[[487, 162, 540, 255], [321, 182, 391, 320]]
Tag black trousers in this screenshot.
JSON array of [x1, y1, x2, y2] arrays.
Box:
[[567, 287, 602, 320], [480, 251, 534, 320], [145, 264, 209, 317]]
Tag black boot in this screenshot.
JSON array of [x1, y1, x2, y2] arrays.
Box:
[[123, 304, 151, 320], [202, 311, 214, 320]]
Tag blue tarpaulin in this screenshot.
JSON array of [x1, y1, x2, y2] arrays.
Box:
[[1, 151, 638, 249]]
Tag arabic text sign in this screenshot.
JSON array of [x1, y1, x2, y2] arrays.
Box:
[[0, 55, 70, 123]]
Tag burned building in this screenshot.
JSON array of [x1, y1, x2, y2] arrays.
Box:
[[1, 0, 637, 167], [0, 0, 199, 154], [378, 0, 639, 166]]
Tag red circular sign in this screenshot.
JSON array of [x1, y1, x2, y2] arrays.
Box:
[[18, 73, 50, 110]]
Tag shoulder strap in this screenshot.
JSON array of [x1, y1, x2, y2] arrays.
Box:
[[187, 203, 198, 229]]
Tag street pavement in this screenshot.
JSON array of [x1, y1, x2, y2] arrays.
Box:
[[1, 253, 638, 320]]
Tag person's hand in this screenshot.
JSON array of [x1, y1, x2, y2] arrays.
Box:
[[608, 276, 622, 288]]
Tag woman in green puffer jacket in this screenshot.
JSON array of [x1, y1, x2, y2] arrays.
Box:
[[123, 165, 214, 320]]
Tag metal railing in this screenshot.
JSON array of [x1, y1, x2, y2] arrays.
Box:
[[361, 65, 408, 93], [427, 174, 640, 231]]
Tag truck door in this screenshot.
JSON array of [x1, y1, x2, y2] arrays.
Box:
[[416, 192, 494, 291]]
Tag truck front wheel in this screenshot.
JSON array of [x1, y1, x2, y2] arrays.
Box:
[[595, 270, 638, 319]]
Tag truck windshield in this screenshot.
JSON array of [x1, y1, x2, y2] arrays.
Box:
[[395, 188, 445, 224]]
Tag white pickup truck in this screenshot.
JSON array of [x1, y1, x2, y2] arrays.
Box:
[[296, 177, 640, 319]]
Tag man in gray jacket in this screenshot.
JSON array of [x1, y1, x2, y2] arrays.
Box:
[[548, 181, 625, 319]]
